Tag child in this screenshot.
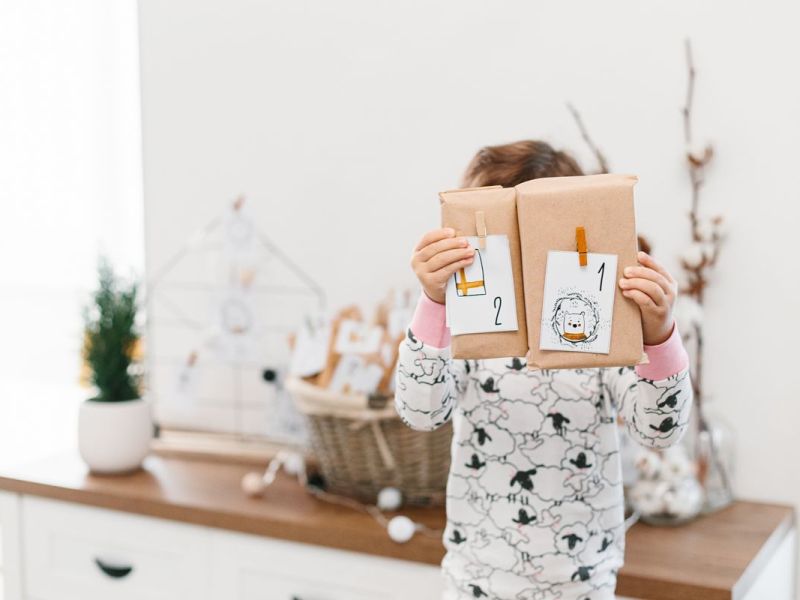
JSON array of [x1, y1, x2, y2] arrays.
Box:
[[395, 140, 692, 600]]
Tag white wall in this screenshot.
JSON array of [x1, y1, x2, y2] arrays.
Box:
[[139, 0, 799, 547]]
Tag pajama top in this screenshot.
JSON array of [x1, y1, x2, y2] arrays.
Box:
[[394, 294, 692, 600]]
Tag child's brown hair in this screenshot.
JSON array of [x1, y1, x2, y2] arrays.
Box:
[[461, 140, 583, 188], [463, 140, 652, 253]]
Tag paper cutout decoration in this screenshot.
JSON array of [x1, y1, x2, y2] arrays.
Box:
[[445, 235, 519, 336], [539, 251, 618, 354]]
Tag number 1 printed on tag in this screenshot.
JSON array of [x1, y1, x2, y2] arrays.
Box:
[[539, 250, 618, 354], [445, 235, 519, 336]]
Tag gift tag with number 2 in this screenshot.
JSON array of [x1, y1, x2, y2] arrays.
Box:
[[445, 235, 518, 336]]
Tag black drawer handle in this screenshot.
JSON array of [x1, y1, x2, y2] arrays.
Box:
[[94, 558, 134, 579]]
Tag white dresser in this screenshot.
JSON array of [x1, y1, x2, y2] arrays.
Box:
[[0, 493, 442, 600], [0, 454, 795, 600]]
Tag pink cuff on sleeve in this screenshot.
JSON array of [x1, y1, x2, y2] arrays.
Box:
[[635, 323, 690, 380], [409, 293, 451, 349]]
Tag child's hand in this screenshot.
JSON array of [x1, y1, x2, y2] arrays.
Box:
[[411, 228, 475, 304], [618, 251, 678, 345]]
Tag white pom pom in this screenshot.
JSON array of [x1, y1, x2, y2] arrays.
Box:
[[377, 487, 403, 511], [387, 515, 416, 543], [241, 471, 265, 496], [283, 452, 305, 476]]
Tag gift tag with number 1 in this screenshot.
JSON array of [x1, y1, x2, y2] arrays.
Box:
[[539, 250, 618, 354]]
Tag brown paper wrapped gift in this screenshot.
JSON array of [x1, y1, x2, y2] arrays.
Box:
[[440, 186, 528, 359], [516, 174, 645, 369]]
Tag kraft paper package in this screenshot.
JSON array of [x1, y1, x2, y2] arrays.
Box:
[[440, 186, 529, 360], [439, 175, 646, 369], [515, 174, 645, 369]]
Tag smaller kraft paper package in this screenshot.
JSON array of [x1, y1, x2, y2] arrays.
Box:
[[440, 186, 528, 360], [516, 174, 645, 369]]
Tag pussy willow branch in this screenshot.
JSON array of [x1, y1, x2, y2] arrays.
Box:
[[567, 102, 610, 174]]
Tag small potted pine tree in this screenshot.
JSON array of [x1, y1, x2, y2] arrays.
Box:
[[79, 259, 152, 474]]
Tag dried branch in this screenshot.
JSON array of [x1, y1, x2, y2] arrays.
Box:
[[567, 102, 610, 174], [679, 39, 732, 504], [680, 39, 722, 304]]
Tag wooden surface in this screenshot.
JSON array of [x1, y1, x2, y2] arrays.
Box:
[[619, 501, 795, 600], [0, 453, 794, 599], [0, 452, 446, 564]]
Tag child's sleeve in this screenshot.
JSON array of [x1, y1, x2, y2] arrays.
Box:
[[605, 324, 693, 449], [394, 293, 467, 431]]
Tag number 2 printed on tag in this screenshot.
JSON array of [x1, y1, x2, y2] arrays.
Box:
[[445, 235, 519, 336]]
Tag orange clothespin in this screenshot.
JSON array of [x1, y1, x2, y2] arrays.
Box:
[[576, 226, 588, 266], [475, 211, 487, 250]]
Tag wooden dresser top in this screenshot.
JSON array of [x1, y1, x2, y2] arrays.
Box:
[[0, 453, 793, 600]]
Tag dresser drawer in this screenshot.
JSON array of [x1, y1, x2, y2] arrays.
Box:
[[210, 529, 443, 600], [22, 497, 210, 600]]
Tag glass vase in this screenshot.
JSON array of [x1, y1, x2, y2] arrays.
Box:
[[694, 401, 735, 513], [628, 443, 704, 526]]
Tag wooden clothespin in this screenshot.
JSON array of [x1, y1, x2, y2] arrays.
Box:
[[475, 211, 487, 250], [576, 226, 588, 266]]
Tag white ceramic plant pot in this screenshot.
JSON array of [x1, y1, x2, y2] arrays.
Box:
[[78, 398, 152, 474]]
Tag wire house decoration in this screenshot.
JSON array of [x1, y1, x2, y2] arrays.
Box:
[[146, 196, 325, 450]]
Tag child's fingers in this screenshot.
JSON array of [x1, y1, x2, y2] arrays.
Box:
[[426, 247, 476, 272], [414, 228, 456, 252], [623, 266, 674, 296], [416, 236, 469, 262], [638, 251, 676, 284], [433, 256, 475, 282], [621, 288, 657, 309], [619, 277, 667, 306]]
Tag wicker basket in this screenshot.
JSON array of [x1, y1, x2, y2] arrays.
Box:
[[286, 377, 452, 506]]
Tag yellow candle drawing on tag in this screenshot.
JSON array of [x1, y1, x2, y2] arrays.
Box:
[[454, 249, 487, 297]]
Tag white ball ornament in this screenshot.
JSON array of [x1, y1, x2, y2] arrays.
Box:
[[283, 452, 305, 476], [241, 471, 266, 496], [387, 515, 416, 543], [377, 487, 403, 511]]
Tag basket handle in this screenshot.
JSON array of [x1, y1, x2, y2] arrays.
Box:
[[370, 420, 396, 471]]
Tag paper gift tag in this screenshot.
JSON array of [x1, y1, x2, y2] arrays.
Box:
[[445, 235, 519, 336], [289, 319, 331, 378], [539, 250, 618, 354], [329, 354, 385, 394], [334, 320, 384, 355]]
